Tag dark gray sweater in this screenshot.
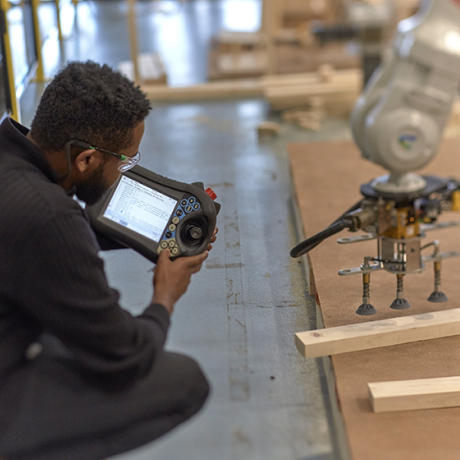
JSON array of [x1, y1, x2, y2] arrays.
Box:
[[0, 117, 170, 383]]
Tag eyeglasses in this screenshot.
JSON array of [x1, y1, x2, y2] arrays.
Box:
[[65, 140, 141, 172]]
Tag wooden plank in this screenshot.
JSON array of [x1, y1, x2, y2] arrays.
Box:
[[262, 68, 362, 88], [118, 53, 167, 85], [261, 0, 282, 74], [142, 79, 263, 102], [368, 375, 460, 413], [295, 308, 460, 359], [218, 51, 267, 74]]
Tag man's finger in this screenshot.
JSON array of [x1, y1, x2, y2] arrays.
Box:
[[188, 263, 204, 275], [180, 251, 208, 268], [158, 248, 171, 262]]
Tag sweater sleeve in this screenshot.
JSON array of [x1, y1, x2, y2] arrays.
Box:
[[15, 203, 170, 383]]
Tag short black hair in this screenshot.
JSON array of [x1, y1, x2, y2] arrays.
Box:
[[30, 61, 151, 153]]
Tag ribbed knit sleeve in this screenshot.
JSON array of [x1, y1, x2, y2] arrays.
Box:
[[1, 167, 170, 382]]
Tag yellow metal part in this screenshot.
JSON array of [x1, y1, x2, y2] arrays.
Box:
[[54, 0, 63, 41], [382, 207, 419, 239], [0, 0, 20, 121], [362, 273, 370, 284], [30, 0, 44, 81], [452, 190, 460, 212]]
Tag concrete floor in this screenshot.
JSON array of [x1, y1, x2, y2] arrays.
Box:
[[18, 1, 355, 459]]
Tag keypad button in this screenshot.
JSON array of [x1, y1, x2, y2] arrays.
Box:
[[160, 241, 168, 249], [176, 209, 183, 217], [186, 205, 192, 213], [193, 203, 199, 210], [189, 197, 195, 204], [181, 199, 188, 207], [165, 231, 172, 239], [172, 216, 180, 224], [168, 240, 176, 248], [169, 224, 176, 232], [172, 247, 179, 255]]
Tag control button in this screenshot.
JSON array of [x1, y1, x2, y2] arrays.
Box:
[[168, 240, 176, 248], [160, 241, 168, 249], [186, 205, 192, 213], [172, 216, 180, 224], [172, 247, 179, 255], [176, 209, 183, 217], [189, 197, 195, 204], [181, 199, 188, 207], [168, 224, 176, 232], [206, 188, 217, 200], [193, 203, 200, 210], [165, 231, 172, 239]]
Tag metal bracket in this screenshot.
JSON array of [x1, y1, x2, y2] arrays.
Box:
[[422, 251, 459, 263], [337, 233, 376, 244], [420, 221, 459, 232], [338, 263, 383, 276]]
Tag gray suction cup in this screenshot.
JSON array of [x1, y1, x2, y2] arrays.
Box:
[[356, 304, 377, 316], [427, 291, 448, 303], [390, 298, 411, 310]]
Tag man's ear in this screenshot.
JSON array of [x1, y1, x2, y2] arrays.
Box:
[[74, 149, 101, 174]]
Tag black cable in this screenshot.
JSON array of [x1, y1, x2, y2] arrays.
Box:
[[290, 199, 364, 258], [290, 217, 355, 258]]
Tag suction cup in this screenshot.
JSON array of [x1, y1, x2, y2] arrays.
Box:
[[356, 303, 377, 316], [427, 291, 448, 303], [389, 298, 411, 310]]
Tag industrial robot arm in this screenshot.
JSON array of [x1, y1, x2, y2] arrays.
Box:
[[291, 0, 460, 315], [351, 0, 460, 193]]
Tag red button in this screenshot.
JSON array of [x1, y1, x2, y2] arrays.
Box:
[[205, 188, 217, 200]]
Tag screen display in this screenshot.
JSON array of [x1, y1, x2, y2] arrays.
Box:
[[103, 175, 178, 243]]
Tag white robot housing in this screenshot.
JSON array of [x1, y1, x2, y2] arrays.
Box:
[[351, 0, 460, 193]]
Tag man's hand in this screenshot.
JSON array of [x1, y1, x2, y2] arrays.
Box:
[[151, 249, 209, 315], [207, 227, 218, 251]]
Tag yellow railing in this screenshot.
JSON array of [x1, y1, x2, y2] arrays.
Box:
[[0, 0, 20, 121], [0, 0, 77, 121]]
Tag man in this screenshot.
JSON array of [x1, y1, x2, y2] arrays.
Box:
[[0, 61, 214, 460]]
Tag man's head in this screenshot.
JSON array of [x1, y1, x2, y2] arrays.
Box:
[[29, 61, 151, 204]]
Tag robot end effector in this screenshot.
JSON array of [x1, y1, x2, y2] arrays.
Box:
[[351, 0, 460, 194]]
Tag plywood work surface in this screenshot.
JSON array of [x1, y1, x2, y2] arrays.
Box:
[[288, 138, 460, 460]]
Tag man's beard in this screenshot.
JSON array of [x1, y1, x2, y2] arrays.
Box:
[[75, 164, 110, 205]]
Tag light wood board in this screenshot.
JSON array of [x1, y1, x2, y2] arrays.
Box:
[[296, 308, 460, 359], [369, 375, 460, 413]]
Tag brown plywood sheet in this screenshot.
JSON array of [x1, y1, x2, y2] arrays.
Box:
[[289, 138, 460, 460]]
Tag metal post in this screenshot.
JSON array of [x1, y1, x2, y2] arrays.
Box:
[[389, 274, 411, 310], [356, 271, 377, 315]]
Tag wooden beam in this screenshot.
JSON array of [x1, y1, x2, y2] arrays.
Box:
[[143, 79, 263, 102], [126, 0, 140, 85], [368, 376, 460, 413], [295, 308, 460, 359], [261, 68, 362, 88]]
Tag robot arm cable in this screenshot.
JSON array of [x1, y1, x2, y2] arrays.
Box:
[[290, 217, 355, 258]]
